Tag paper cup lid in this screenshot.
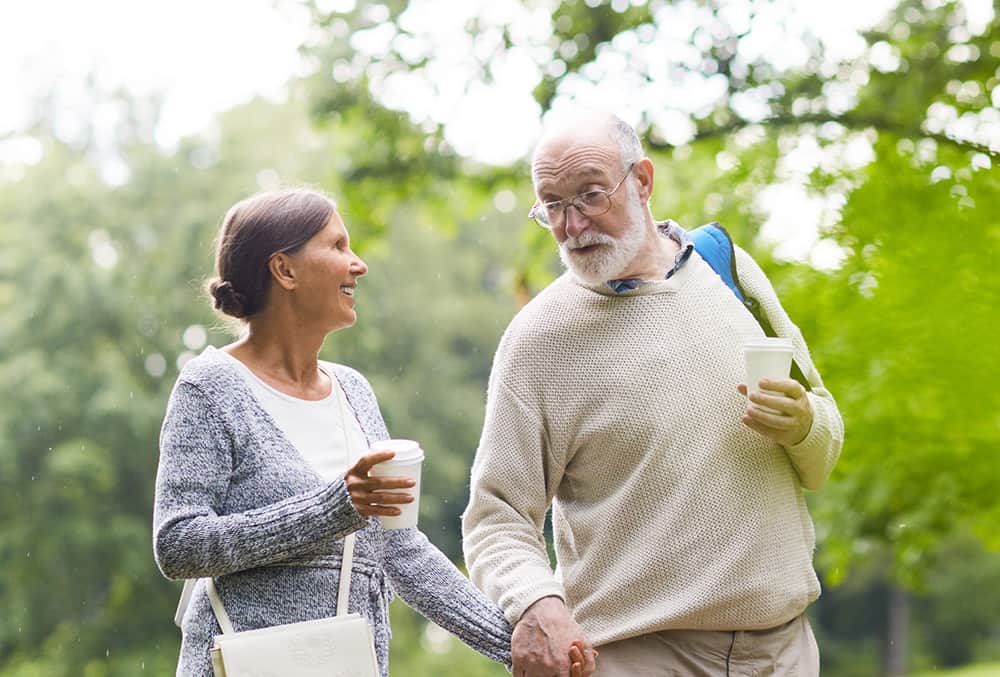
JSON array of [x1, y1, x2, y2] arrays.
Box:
[[744, 337, 793, 351], [370, 439, 424, 462]]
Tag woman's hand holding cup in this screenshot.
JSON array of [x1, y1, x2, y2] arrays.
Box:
[[344, 451, 415, 518]]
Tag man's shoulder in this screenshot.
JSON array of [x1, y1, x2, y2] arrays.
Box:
[[501, 274, 579, 342], [520, 272, 581, 313]]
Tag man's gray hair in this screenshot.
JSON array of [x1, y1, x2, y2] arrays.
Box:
[[532, 110, 645, 177], [609, 117, 644, 171]]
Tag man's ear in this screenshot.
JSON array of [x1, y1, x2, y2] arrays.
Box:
[[634, 158, 655, 204], [269, 252, 297, 291]]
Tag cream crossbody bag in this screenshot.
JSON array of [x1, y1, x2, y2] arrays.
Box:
[[204, 531, 379, 677], [176, 374, 379, 677]]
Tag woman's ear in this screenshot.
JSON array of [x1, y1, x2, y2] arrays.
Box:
[[269, 253, 297, 291]]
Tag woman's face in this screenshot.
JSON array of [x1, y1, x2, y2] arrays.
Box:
[[287, 211, 368, 332]]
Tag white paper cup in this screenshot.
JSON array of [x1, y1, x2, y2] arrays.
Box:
[[368, 439, 424, 530], [743, 338, 794, 414]]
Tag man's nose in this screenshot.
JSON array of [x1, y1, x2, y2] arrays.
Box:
[[563, 204, 588, 239]]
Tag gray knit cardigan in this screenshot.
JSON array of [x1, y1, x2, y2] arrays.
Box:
[[153, 346, 512, 676]]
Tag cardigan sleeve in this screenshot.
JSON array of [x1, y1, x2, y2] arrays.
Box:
[[338, 365, 512, 667], [383, 528, 512, 667], [152, 380, 367, 580], [734, 245, 845, 489]]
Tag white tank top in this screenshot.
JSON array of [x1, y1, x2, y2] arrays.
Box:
[[220, 351, 368, 481]]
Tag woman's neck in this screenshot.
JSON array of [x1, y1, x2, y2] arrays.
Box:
[[225, 313, 331, 398]]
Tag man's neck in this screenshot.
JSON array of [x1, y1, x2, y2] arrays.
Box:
[[614, 225, 680, 281]]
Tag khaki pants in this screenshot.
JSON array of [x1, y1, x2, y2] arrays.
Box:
[[594, 615, 819, 677]]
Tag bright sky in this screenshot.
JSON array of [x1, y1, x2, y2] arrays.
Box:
[[1, 0, 918, 156], [0, 0, 310, 148], [1, 0, 994, 268]]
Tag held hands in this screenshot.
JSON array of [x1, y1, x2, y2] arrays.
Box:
[[569, 641, 598, 677], [343, 451, 414, 518], [737, 377, 813, 447], [512, 596, 597, 677]]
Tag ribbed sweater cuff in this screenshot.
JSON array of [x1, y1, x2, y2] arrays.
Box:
[[450, 605, 513, 667], [504, 581, 567, 626], [249, 479, 367, 553], [783, 392, 833, 489], [314, 480, 368, 537]]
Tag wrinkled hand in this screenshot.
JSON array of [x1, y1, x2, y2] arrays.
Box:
[[344, 451, 414, 518], [737, 377, 813, 447], [513, 596, 596, 677]]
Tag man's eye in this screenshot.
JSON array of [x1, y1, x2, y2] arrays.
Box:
[[579, 191, 605, 206]]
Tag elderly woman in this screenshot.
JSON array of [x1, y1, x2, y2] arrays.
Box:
[[153, 188, 525, 676]]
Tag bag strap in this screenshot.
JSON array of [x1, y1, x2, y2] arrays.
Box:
[[202, 374, 361, 633], [333, 375, 358, 618], [689, 222, 811, 392], [204, 531, 356, 634], [336, 532, 356, 617], [204, 576, 235, 635], [174, 578, 197, 628]]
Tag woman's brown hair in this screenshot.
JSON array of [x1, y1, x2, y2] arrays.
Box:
[[207, 188, 337, 319]]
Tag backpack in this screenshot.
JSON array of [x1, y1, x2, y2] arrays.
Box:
[[687, 222, 811, 391]]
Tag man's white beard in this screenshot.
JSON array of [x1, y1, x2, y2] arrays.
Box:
[[558, 185, 647, 285]]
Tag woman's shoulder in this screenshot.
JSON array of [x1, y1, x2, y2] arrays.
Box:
[[323, 361, 388, 441], [174, 346, 244, 395], [322, 361, 373, 397]]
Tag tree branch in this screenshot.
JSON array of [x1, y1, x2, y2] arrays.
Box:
[[648, 111, 1000, 158]]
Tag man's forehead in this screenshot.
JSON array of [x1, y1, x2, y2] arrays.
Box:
[[532, 142, 618, 188], [536, 122, 612, 154]]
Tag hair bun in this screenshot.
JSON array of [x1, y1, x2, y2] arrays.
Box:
[[209, 279, 247, 318]]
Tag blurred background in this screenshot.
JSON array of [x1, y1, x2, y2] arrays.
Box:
[[1, 0, 998, 675]]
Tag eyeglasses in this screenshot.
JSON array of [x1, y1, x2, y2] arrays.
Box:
[[528, 163, 636, 229]]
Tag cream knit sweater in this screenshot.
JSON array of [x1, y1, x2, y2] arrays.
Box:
[[462, 245, 843, 645]]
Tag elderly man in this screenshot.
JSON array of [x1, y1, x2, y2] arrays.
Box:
[[462, 112, 843, 677]]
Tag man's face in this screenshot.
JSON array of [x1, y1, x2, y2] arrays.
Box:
[[532, 136, 646, 284]]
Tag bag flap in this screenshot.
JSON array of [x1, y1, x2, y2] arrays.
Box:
[[214, 614, 378, 677]]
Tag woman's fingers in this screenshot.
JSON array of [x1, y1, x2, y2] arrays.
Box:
[[569, 644, 583, 677], [367, 476, 417, 491], [350, 490, 413, 505], [349, 450, 396, 475], [584, 647, 598, 675], [567, 641, 598, 677], [354, 504, 402, 517], [347, 479, 415, 501], [345, 450, 418, 516]]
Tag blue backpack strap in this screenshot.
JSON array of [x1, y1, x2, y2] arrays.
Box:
[[687, 222, 746, 303], [688, 222, 812, 391]]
